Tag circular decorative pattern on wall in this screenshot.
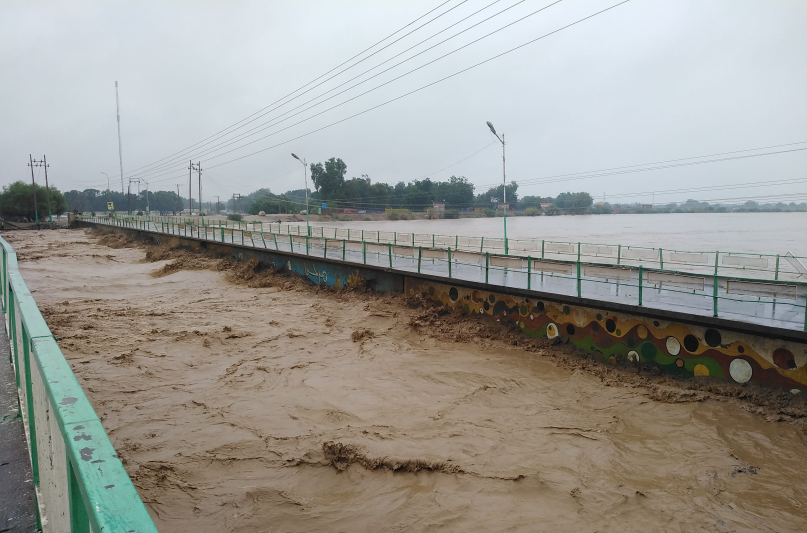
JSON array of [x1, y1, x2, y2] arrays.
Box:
[[666, 336, 681, 356], [729, 359, 753, 383], [573, 308, 587, 326], [546, 323, 559, 339], [605, 318, 616, 333], [627, 350, 639, 364], [683, 335, 699, 353], [566, 324, 576, 335], [704, 328, 722, 347], [449, 287, 459, 301], [772, 348, 797, 370], [693, 364, 710, 376], [637, 325, 648, 339]]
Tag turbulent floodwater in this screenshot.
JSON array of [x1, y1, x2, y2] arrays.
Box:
[[323, 212, 807, 257], [6, 229, 807, 532]]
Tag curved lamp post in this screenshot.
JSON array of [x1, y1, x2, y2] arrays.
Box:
[[486, 121, 508, 254], [291, 153, 310, 236]]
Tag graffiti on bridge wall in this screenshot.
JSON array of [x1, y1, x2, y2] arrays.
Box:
[[410, 280, 807, 391]]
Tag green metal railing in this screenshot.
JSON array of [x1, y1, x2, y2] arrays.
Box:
[[79, 215, 807, 330], [89, 213, 807, 282], [1, 236, 158, 532]]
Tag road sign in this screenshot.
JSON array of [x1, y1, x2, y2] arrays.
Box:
[[107, 202, 114, 210], [321, 203, 326, 209]]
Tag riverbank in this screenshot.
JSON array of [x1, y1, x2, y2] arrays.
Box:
[[5, 228, 807, 532]]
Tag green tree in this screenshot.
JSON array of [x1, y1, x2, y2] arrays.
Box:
[[554, 192, 593, 211], [0, 181, 68, 220], [310, 157, 347, 199]]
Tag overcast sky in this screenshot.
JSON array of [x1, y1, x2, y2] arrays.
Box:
[[2, 0, 805, 206]]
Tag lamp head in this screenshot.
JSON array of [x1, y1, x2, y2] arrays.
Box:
[[486, 121, 497, 135], [291, 153, 300, 161]]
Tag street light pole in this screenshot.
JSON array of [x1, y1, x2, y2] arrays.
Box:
[[101, 172, 109, 191], [291, 153, 310, 237], [486, 121, 508, 254]]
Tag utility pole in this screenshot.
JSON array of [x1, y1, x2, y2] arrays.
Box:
[[27, 154, 40, 228], [194, 161, 202, 220], [215, 195, 220, 214], [115, 81, 125, 194], [30, 156, 52, 224], [175, 184, 182, 215], [128, 178, 140, 214], [232, 193, 243, 214], [188, 160, 195, 215]]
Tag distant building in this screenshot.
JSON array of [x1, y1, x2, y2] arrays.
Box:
[[497, 202, 512, 211], [540, 202, 553, 209], [432, 201, 446, 211]]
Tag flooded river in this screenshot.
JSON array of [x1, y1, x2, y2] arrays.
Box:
[[6, 229, 807, 532], [322, 212, 807, 257]]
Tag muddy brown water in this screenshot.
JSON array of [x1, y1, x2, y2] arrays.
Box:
[[5, 229, 807, 532]]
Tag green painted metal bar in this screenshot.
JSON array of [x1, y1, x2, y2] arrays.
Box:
[[485, 252, 489, 283], [638, 265, 643, 305], [527, 255, 532, 290], [342, 239, 346, 261], [388, 243, 393, 268], [775, 255, 780, 280], [541, 240, 545, 260], [576, 258, 581, 298], [713, 273, 719, 317], [305, 236, 309, 255], [617, 244, 621, 265], [21, 326, 39, 485], [480, 236, 484, 253], [363, 241, 367, 264], [448, 247, 452, 278], [659, 248, 664, 270], [68, 457, 91, 533], [417, 246, 422, 273], [713, 251, 720, 316]]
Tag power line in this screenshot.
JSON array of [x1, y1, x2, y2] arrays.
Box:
[[482, 145, 807, 190], [136, 0, 634, 187], [115, 0, 464, 180], [75, 0, 633, 192], [124, 0, 564, 181]]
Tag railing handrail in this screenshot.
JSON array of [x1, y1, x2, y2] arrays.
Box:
[[1, 235, 158, 532]]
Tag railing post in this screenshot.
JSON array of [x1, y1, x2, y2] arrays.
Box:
[[541, 239, 545, 259], [305, 235, 309, 255], [324, 239, 328, 259], [68, 457, 90, 532], [362, 241, 366, 264], [21, 329, 39, 485], [448, 247, 452, 278], [576, 257, 581, 298], [417, 246, 422, 273], [388, 243, 393, 269], [485, 252, 489, 283], [342, 239, 346, 261], [480, 236, 484, 253], [659, 247, 664, 270], [775, 254, 780, 280], [713, 273, 719, 317], [527, 255, 532, 290], [432, 234, 435, 248], [617, 244, 621, 265], [638, 265, 643, 305], [273, 233, 278, 250]]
